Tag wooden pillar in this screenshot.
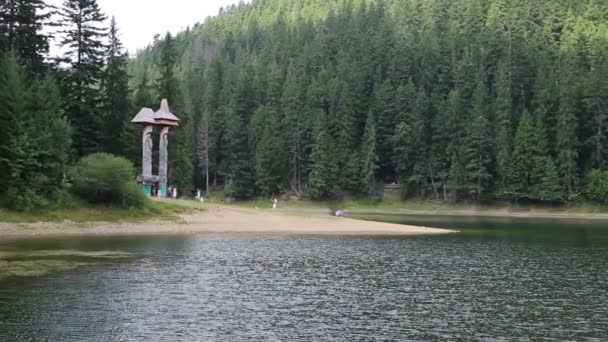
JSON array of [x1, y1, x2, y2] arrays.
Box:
[[141, 125, 154, 195], [158, 126, 170, 197]]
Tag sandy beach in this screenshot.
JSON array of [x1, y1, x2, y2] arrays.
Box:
[[0, 206, 454, 240]]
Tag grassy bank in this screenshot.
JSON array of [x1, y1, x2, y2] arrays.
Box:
[[211, 197, 608, 216], [0, 199, 196, 223]]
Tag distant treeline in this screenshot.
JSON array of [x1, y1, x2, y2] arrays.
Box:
[[131, 0, 608, 203]]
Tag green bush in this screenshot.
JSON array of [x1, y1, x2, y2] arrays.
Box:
[[69, 153, 145, 208], [582, 170, 608, 204], [0, 188, 49, 212]]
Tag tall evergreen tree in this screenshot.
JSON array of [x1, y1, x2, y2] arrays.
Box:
[[157, 32, 179, 106], [308, 109, 336, 199], [0, 53, 71, 209], [557, 48, 581, 196], [463, 78, 493, 201], [101, 16, 129, 156], [59, 0, 108, 156], [361, 110, 379, 197], [505, 110, 539, 201], [494, 60, 513, 191], [156, 32, 194, 192], [0, 0, 50, 76]]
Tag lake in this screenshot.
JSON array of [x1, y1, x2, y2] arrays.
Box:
[[1, 215, 607, 341]]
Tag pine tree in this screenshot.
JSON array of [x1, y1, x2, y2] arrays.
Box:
[[156, 32, 194, 193], [157, 32, 179, 106], [282, 63, 308, 195], [557, 81, 580, 195], [0, 53, 71, 209], [391, 83, 421, 198], [29, 75, 72, 195], [254, 119, 287, 196], [101, 16, 129, 156], [308, 110, 335, 199], [361, 110, 379, 198], [59, 0, 108, 156], [537, 157, 565, 203], [463, 78, 493, 201], [494, 59, 513, 191], [584, 26, 608, 170], [0, 0, 50, 76], [0, 52, 29, 194], [371, 79, 396, 180], [505, 110, 538, 200]]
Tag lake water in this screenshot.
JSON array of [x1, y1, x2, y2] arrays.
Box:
[[1, 215, 607, 341]]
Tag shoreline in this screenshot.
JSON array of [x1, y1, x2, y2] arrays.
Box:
[[277, 208, 608, 221], [0, 206, 454, 241]]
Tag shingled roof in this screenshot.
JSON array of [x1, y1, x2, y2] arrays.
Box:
[[131, 99, 181, 126], [131, 108, 156, 124]]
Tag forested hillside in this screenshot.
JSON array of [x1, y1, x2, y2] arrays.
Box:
[[131, 0, 608, 203], [2, 0, 608, 208]]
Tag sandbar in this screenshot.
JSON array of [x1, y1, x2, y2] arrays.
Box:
[[0, 206, 454, 240]]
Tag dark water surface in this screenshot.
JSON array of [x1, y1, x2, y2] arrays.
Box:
[[1, 216, 607, 341]]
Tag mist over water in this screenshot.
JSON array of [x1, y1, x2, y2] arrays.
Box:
[[1, 218, 607, 341]]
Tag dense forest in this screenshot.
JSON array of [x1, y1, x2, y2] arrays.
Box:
[[2, 0, 608, 208], [132, 0, 608, 203]]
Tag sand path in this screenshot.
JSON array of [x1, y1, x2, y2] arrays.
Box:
[[0, 206, 454, 240]]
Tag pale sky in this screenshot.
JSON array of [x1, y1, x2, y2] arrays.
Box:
[[47, 0, 248, 55]]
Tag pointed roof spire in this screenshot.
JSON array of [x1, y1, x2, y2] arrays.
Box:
[[154, 99, 180, 123]]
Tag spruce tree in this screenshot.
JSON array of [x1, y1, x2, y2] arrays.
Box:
[[505, 110, 537, 200], [308, 110, 335, 200], [59, 0, 108, 156], [584, 26, 608, 170], [282, 64, 308, 195], [29, 75, 72, 195], [0, 52, 29, 194], [0, 0, 50, 76], [391, 83, 421, 198], [463, 78, 493, 201], [537, 157, 565, 203], [371, 79, 396, 180], [361, 110, 379, 198], [157, 32, 194, 193], [157, 32, 179, 106], [101, 16, 129, 156], [254, 121, 287, 196], [556, 31, 582, 196], [494, 60, 513, 191], [0, 53, 71, 209]]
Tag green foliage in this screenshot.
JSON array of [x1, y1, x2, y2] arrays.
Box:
[[58, 0, 108, 156], [463, 79, 493, 201], [0, 0, 50, 76], [101, 16, 131, 157], [0, 53, 72, 211], [308, 110, 336, 199], [69, 153, 145, 208], [361, 110, 379, 197], [582, 170, 608, 204]]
